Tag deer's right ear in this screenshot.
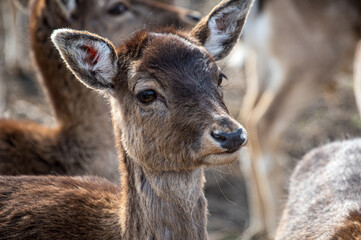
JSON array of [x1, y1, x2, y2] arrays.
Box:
[[51, 29, 118, 94], [190, 0, 254, 61]]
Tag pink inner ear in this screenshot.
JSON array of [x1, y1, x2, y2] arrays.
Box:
[[216, 12, 231, 31], [80, 44, 100, 65]]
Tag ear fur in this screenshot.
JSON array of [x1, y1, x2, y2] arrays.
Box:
[[191, 0, 254, 60], [51, 28, 118, 94]]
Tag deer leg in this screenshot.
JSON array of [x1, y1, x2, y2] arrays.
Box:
[[238, 53, 279, 239]]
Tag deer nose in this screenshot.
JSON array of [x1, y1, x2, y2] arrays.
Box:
[[185, 11, 201, 23], [211, 128, 246, 153]]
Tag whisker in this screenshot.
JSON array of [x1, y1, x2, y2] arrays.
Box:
[[211, 170, 238, 205]]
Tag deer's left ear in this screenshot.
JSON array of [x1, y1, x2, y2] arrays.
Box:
[[191, 0, 254, 61], [51, 29, 118, 94]]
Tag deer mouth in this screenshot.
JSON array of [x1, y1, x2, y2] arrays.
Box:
[[202, 148, 242, 166], [197, 127, 247, 166]]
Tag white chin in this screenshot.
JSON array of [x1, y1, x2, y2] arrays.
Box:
[[203, 148, 242, 166]]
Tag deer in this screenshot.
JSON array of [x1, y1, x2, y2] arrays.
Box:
[[235, 0, 361, 238], [0, 0, 253, 239], [275, 138, 361, 239], [0, 0, 201, 182]]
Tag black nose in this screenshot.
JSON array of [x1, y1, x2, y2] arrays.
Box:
[[185, 11, 202, 23], [211, 128, 246, 153]]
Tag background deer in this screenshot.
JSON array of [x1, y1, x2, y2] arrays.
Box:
[[0, 0, 253, 239], [236, 0, 361, 237], [0, 0, 200, 182], [275, 138, 361, 239]]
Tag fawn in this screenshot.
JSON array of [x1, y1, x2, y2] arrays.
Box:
[[0, 0, 253, 239], [0, 0, 200, 182]]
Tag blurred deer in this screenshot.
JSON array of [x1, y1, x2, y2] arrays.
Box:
[[0, 0, 200, 182], [0, 0, 29, 72], [275, 138, 361, 239], [0, 0, 253, 238], [0, 1, 31, 117], [238, 0, 361, 238]]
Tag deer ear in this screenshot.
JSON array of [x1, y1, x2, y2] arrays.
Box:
[[51, 29, 118, 94], [190, 0, 254, 60]]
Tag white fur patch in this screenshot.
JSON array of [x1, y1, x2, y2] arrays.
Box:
[[52, 29, 117, 92], [73, 39, 117, 86], [204, 7, 237, 57], [204, 6, 248, 58]]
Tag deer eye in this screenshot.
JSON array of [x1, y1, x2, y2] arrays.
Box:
[[218, 73, 227, 86], [136, 90, 157, 104], [108, 2, 128, 16]]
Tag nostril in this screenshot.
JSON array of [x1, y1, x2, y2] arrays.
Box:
[[211, 129, 246, 152], [211, 131, 227, 142], [185, 11, 202, 23]]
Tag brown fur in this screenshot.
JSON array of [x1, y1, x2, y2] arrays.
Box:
[[331, 210, 361, 240], [276, 139, 361, 240], [0, 1, 253, 239], [0, 0, 199, 182], [0, 175, 122, 240]]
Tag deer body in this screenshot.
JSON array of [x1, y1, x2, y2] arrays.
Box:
[[0, 166, 206, 239], [0, 0, 199, 181], [0, 0, 253, 239], [276, 139, 361, 240]]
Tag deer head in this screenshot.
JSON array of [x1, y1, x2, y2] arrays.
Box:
[[48, 0, 201, 44], [52, 0, 252, 172]]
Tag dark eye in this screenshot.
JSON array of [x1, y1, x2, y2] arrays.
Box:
[[108, 2, 128, 16], [136, 90, 157, 104], [218, 73, 227, 86]]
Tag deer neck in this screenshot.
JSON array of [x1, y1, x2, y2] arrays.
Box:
[[119, 153, 208, 240], [111, 123, 207, 239], [29, 0, 112, 134], [28, 1, 118, 182]]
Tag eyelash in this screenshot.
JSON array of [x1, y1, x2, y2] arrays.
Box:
[[218, 73, 227, 86]]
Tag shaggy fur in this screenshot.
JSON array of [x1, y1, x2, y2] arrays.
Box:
[[0, 0, 253, 239], [0, 0, 198, 182], [276, 139, 361, 240]]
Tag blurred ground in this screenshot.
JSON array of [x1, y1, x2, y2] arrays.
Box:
[[1, 1, 361, 240]]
